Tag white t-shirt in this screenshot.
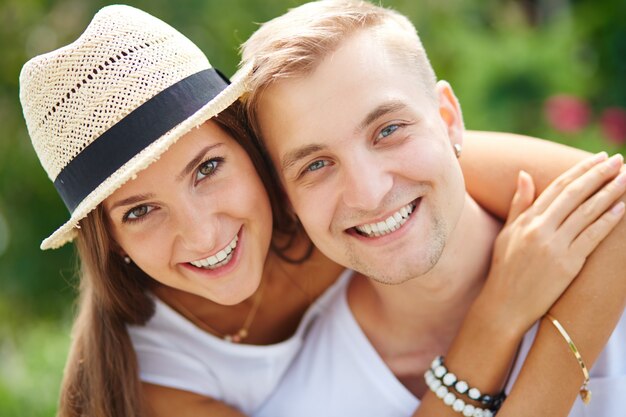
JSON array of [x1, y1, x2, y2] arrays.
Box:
[[255, 273, 626, 417], [127, 269, 352, 416]]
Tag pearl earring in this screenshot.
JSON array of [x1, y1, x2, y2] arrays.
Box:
[[453, 143, 462, 158], [123, 256, 131, 264]]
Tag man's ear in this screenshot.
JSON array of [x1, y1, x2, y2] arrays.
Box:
[[436, 80, 464, 150]]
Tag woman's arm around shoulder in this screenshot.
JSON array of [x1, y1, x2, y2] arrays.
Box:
[[462, 130, 626, 416]]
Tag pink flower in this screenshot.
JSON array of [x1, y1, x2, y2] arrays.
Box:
[[600, 107, 626, 145], [544, 95, 591, 133]]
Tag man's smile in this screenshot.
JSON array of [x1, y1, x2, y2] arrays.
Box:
[[352, 199, 419, 238]]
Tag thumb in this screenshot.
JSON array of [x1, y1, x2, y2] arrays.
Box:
[[506, 170, 536, 225]]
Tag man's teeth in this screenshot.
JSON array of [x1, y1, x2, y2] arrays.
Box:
[[190, 235, 239, 269], [355, 202, 415, 237]]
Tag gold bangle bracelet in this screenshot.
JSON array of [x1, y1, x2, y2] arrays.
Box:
[[544, 313, 591, 404]]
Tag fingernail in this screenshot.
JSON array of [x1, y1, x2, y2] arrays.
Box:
[[616, 171, 626, 186], [608, 153, 624, 168], [611, 201, 625, 216], [592, 151, 608, 163]]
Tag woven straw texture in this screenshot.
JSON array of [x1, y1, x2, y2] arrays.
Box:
[[19, 5, 251, 249]]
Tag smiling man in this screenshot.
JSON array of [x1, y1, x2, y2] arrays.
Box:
[[263, 38, 464, 284], [240, 1, 626, 417]]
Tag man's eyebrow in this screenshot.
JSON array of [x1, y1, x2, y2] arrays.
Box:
[[176, 143, 223, 181], [357, 100, 409, 132], [109, 193, 156, 212], [281, 144, 326, 172]]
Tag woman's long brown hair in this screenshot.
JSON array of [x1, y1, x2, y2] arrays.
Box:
[[57, 100, 304, 417]]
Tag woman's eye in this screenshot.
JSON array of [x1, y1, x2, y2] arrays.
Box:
[[196, 158, 222, 182], [306, 160, 329, 173], [376, 124, 400, 142], [124, 205, 153, 222]]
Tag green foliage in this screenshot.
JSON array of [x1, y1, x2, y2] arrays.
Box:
[[0, 313, 71, 417], [0, 0, 622, 415]]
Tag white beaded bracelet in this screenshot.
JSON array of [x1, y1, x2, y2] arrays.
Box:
[[425, 369, 494, 417], [430, 356, 506, 410]]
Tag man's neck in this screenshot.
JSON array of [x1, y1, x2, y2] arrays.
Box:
[[348, 194, 502, 386]]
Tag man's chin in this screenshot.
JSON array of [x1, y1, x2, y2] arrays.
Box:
[[348, 246, 443, 285]]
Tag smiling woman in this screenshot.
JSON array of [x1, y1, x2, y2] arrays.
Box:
[[104, 121, 272, 306], [18, 5, 343, 417]]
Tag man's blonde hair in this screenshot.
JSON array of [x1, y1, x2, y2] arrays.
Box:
[[241, 0, 437, 138]]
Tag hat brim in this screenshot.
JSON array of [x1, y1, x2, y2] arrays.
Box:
[[40, 62, 252, 250]]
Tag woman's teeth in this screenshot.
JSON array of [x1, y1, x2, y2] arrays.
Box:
[[355, 201, 416, 237], [190, 234, 238, 269]]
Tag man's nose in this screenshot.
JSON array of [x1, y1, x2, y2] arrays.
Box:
[[341, 153, 393, 212]]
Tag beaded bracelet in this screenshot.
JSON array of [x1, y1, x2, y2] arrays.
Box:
[[425, 369, 494, 417], [430, 356, 506, 411]]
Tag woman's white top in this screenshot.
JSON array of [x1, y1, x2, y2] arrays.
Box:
[[255, 273, 626, 417], [127, 269, 352, 416]]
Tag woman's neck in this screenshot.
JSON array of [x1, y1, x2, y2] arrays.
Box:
[[155, 231, 343, 345]]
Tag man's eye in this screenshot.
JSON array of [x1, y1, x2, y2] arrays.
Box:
[[376, 124, 400, 142], [306, 160, 329, 172], [124, 205, 153, 222]]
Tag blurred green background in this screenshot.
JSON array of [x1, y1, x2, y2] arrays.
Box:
[[0, 0, 624, 415]]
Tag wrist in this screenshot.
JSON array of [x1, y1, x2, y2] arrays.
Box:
[[425, 356, 506, 416], [471, 284, 530, 341]]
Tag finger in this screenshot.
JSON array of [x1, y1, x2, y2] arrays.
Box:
[[540, 153, 624, 227], [506, 170, 535, 225], [569, 201, 625, 257], [558, 170, 626, 242], [532, 152, 608, 214]]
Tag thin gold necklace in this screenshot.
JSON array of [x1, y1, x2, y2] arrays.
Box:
[[166, 280, 266, 343]]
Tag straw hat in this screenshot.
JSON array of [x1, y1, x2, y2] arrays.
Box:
[[20, 5, 252, 250]]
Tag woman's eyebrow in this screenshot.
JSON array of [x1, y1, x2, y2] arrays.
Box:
[[109, 193, 155, 211]]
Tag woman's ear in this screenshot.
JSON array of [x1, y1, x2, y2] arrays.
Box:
[[109, 238, 127, 259], [436, 80, 464, 152]]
